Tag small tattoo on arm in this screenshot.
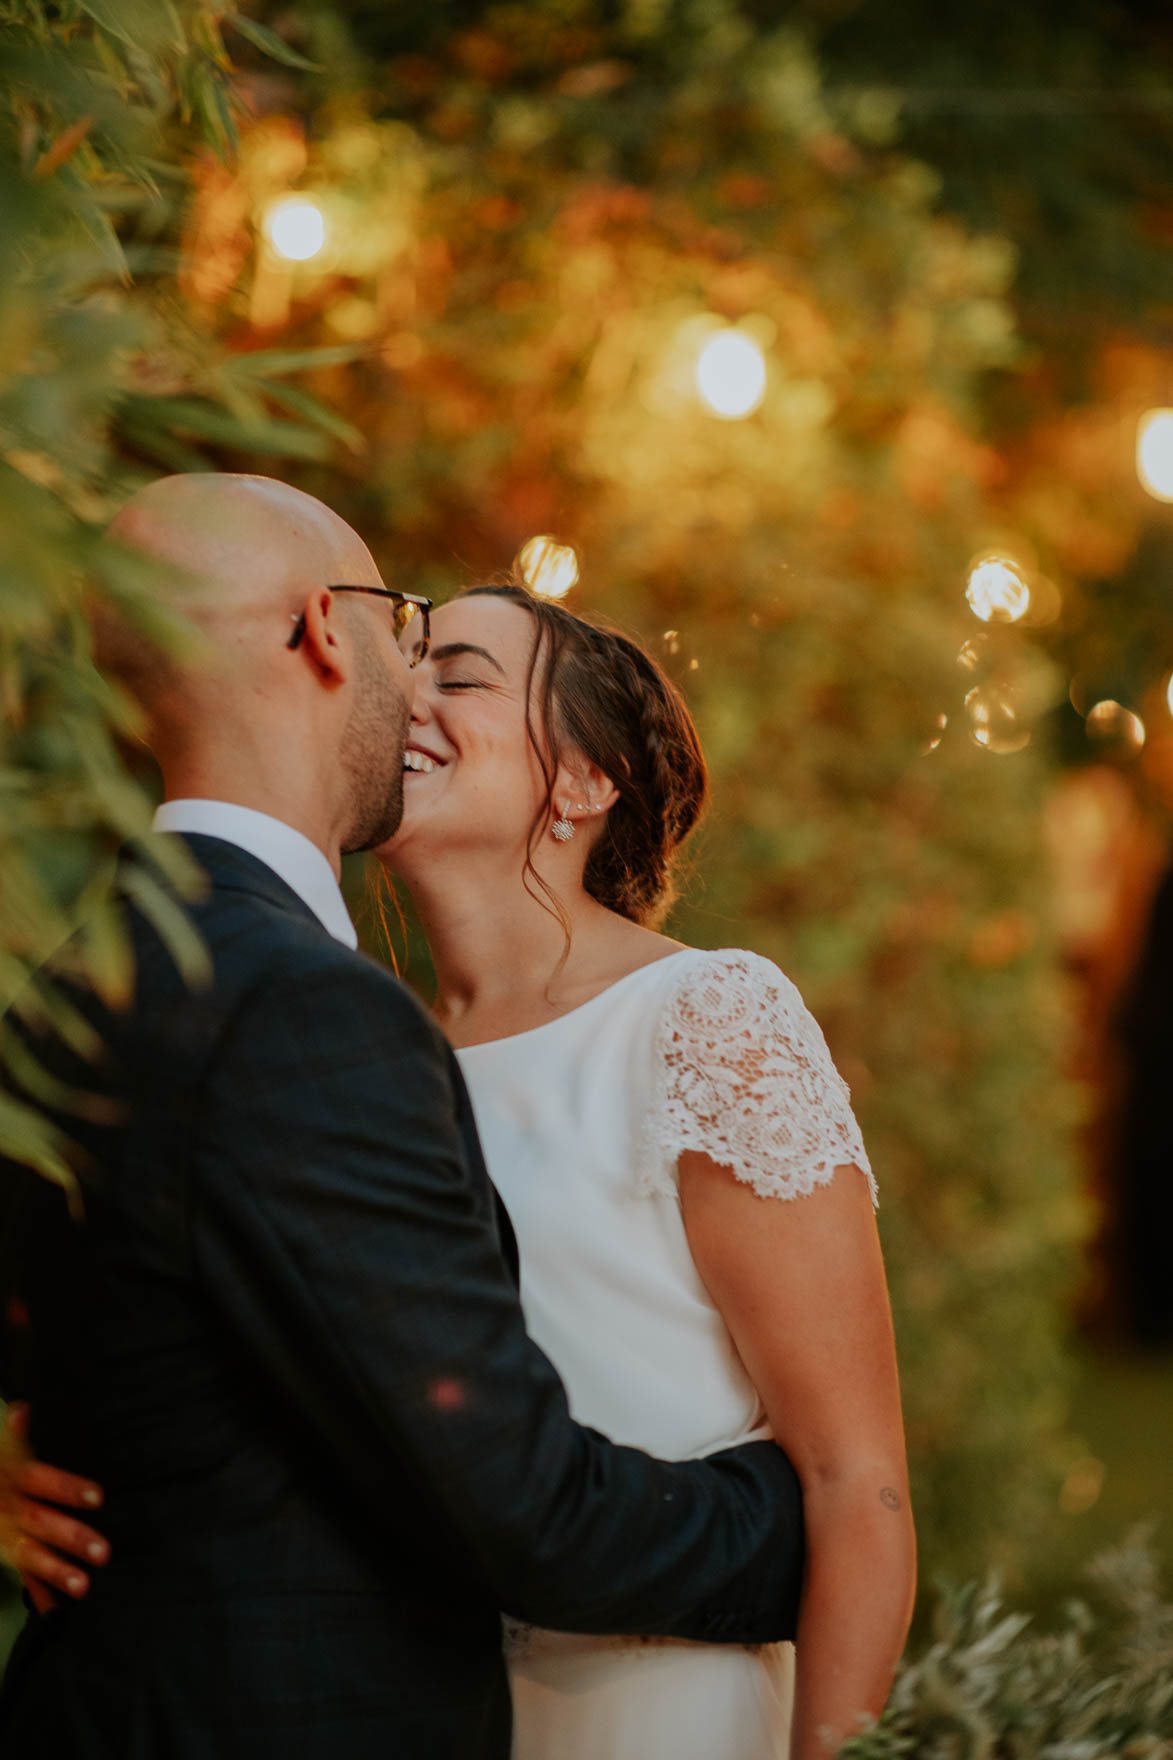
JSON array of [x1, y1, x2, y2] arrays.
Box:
[[880, 1487, 902, 1511]]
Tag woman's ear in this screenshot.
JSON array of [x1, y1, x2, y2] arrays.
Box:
[[553, 755, 620, 828]]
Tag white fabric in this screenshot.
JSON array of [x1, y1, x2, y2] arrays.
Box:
[[642, 949, 876, 1206], [456, 946, 874, 1760], [152, 799, 357, 949]]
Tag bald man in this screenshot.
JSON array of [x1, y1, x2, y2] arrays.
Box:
[[0, 475, 803, 1759]]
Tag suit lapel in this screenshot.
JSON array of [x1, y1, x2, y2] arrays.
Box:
[[161, 832, 333, 937], [156, 831, 523, 1287]]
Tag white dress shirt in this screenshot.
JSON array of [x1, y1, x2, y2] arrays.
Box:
[[152, 799, 358, 949]]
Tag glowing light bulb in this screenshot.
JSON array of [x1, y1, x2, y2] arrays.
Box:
[[1086, 699, 1145, 751], [1166, 673, 1173, 718], [264, 196, 327, 262], [695, 329, 767, 420], [965, 686, 1030, 753], [965, 555, 1030, 624], [517, 535, 579, 599], [1137, 410, 1173, 503]]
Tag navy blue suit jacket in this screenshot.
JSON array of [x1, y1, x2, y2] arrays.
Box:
[[0, 836, 803, 1758]]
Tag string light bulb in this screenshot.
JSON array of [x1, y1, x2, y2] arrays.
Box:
[[1086, 699, 1145, 751], [1137, 410, 1173, 503], [517, 535, 579, 598], [263, 195, 327, 262], [965, 555, 1030, 624], [695, 328, 768, 420]]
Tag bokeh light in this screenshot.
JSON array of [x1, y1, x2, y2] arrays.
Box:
[[1058, 1456, 1105, 1517], [1166, 672, 1173, 718], [965, 686, 1031, 753], [695, 328, 768, 420], [922, 712, 948, 753], [517, 534, 579, 598], [263, 195, 327, 262], [1086, 698, 1145, 751], [965, 555, 1030, 624], [1136, 409, 1173, 503]]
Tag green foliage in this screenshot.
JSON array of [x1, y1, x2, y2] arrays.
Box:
[[840, 1535, 1173, 1756], [0, 2, 340, 1184], [807, 0, 1173, 775]]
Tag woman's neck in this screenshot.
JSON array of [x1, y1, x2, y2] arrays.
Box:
[[405, 853, 591, 1017], [391, 847, 669, 1040]]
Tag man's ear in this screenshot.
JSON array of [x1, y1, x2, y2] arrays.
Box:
[[297, 589, 350, 686], [553, 755, 621, 827]]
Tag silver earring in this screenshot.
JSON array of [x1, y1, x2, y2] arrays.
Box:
[[551, 814, 575, 842]]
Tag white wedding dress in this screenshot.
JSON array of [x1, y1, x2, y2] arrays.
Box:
[[455, 948, 874, 1760]]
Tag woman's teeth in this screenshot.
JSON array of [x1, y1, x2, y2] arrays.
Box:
[[403, 751, 439, 773]]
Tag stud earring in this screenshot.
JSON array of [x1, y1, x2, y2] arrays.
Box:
[[551, 812, 575, 842]]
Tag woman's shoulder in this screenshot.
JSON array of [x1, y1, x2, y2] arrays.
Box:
[[636, 944, 838, 1084], [638, 946, 877, 1206], [643, 945, 810, 1027]]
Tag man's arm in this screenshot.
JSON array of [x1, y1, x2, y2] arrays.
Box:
[[192, 948, 803, 1640]]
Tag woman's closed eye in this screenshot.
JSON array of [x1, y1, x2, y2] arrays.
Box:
[[437, 677, 493, 691]]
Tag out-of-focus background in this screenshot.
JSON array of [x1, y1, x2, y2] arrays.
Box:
[[1, 0, 1171, 1740]]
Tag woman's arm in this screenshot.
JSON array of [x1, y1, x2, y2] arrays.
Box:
[[679, 1154, 915, 1759]]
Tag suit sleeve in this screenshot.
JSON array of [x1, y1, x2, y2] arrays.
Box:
[[190, 948, 804, 1641]]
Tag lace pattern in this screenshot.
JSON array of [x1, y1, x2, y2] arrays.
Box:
[[640, 950, 876, 1207]]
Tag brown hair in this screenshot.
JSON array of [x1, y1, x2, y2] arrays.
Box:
[[462, 580, 708, 929]]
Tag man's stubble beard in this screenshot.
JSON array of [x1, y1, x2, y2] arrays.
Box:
[[339, 638, 412, 855]]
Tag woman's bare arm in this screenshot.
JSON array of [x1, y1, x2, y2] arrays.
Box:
[[679, 1155, 915, 1759]]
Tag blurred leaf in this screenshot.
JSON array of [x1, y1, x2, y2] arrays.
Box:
[[116, 863, 212, 992], [75, 895, 135, 1011], [0, 1021, 117, 1126], [259, 380, 366, 454], [226, 13, 322, 73], [188, 59, 238, 162], [0, 1088, 77, 1198], [78, 0, 185, 56], [225, 345, 365, 379], [117, 393, 334, 459]]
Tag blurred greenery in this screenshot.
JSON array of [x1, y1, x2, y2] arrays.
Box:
[[840, 1528, 1173, 1754], [0, 2, 358, 1189], [2, 0, 1171, 1679]]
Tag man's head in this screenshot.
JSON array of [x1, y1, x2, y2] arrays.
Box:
[[97, 473, 414, 858]]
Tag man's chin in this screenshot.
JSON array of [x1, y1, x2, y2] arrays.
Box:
[[342, 790, 405, 856]]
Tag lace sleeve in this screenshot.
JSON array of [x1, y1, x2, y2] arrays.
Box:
[[640, 950, 876, 1206]]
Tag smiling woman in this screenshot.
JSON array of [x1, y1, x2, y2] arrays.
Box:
[[388, 582, 708, 945], [377, 580, 915, 1760]]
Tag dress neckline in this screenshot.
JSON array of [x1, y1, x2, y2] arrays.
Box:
[[453, 947, 695, 1055]]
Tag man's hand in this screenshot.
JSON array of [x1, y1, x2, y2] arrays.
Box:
[[0, 1403, 108, 1614]]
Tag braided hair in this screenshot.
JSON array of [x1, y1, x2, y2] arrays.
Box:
[[461, 581, 708, 928]]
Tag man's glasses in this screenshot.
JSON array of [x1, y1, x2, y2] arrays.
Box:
[[287, 587, 432, 665]]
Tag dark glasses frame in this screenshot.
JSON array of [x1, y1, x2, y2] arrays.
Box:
[[287, 586, 432, 665]]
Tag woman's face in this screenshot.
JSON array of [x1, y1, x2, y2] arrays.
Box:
[[379, 594, 556, 873]]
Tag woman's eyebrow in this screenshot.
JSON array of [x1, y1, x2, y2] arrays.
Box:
[[428, 641, 506, 674]]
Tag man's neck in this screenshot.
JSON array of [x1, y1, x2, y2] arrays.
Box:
[[161, 768, 344, 878]]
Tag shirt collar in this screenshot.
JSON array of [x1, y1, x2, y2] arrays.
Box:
[[152, 800, 358, 950]]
